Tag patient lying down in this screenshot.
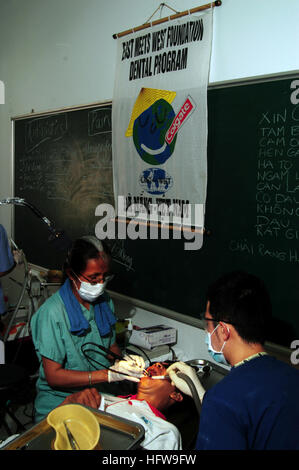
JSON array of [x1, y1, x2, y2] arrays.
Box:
[[100, 362, 183, 450], [63, 362, 184, 450], [133, 361, 184, 410]]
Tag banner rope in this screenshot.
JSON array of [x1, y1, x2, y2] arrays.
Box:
[[113, 1, 221, 39]]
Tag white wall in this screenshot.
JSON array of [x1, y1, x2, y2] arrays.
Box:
[[0, 0, 298, 362], [113, 297, 230, 368]]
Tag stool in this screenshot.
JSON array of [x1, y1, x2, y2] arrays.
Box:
[[0, 364, 30, 436]]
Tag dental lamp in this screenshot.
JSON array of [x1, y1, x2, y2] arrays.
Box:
[[0, 197, 72, 251], [0, 197, 72, 342]]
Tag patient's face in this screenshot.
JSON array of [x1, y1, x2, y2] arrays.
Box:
[[136, 362, 182, 411], [146, 362, 167, 377]]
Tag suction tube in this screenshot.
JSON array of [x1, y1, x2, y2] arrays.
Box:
[[177, 372, 202, 416]]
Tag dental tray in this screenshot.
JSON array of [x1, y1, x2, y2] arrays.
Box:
[[186, 359, 211, 374], [1, 407, 145, 450]]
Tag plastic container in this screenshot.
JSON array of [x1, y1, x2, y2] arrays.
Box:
[[47, 404, 100, 450]]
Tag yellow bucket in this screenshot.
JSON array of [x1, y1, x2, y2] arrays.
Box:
[[47, 404, 100, 450]]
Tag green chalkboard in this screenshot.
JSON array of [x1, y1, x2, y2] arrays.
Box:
[[13, 74, 299, 346], [14, 103, 114, 269]]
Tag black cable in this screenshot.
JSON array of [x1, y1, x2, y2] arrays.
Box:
[[125, 343, 152, 366], [169, 346, 177, 361], [80, 343, 140, 378]]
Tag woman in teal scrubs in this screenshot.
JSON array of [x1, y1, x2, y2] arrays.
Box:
[[31, 236, 144, 422]]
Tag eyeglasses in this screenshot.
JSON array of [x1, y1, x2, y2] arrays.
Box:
[[200, 312, 218, 322], [76, 272, 114, 285], [201, 316, 222, 323], [200, 313, 237, 327], [200, 316, 218, 329]]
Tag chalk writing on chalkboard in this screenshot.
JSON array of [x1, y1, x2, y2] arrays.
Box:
[[25, 113, 68, 153], [88, 107, 112, 136], [229, 81, 299, 268], [14, 104, 114, 269]]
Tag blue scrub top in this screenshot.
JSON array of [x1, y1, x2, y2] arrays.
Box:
[[196, 355, 299, 450], [0, 224, 14, 314]]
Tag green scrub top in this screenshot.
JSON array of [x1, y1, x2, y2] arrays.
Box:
[[30, 289, 116, 422]]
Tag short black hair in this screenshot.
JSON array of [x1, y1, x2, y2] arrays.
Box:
[[206, 271, 272, 345], [63, 237, 111, 278]]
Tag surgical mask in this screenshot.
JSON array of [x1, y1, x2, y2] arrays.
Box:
[[77, 281, 107, 302], [73, 272, 107, 302], [205, 324, 230, 366]]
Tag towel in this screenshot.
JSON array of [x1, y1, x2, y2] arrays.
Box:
[[59, 279, 116, 336]]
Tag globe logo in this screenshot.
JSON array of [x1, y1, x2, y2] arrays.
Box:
[[139, 168, 173, 195]]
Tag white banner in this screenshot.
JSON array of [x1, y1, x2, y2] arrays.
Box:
[[112, 9, 213, 227]]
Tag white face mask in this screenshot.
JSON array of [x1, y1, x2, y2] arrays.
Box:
[[77, 280, 106, 302], [73, 272, 106, 302]]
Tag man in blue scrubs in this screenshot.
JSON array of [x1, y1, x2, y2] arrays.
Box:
[[0, 224, 15, 316], [168, 271, 299, 450]]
